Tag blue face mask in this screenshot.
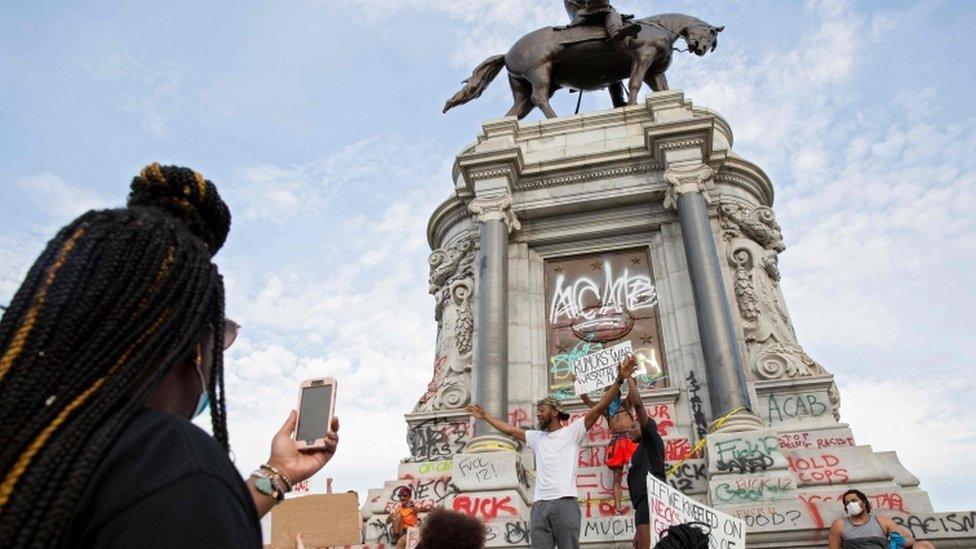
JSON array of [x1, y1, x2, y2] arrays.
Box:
[[192, 360, 210, 419]]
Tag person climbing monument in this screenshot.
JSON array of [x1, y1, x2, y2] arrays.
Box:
[[624, 374, 666, 549], [466, 355, 638, 549], [579, 388, 638, 515]]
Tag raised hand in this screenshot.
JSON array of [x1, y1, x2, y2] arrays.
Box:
[[267, 410, 339, 484], [466, 404, 487, 420], [617, 353, 638, 381]]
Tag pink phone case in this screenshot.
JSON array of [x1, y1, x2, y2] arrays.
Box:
[[295, 377, 336, 451]]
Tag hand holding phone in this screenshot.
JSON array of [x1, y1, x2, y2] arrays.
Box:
[[263, 378, 339, 487]]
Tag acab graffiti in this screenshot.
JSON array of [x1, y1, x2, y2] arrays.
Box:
[[549, 262, 657, 324]]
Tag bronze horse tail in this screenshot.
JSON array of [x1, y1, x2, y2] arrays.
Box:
[[443, 54, 506, 113]]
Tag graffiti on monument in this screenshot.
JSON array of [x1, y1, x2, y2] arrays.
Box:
[[786, 453, 849, 485], [763, 391, 830, 425], [779, 430, 855, 450], [713, 434, 781, 474], [712, 476, 795, 503], [667, 460, 708, 494], [892, 512, 976, 539], [484, 519, 531, 545], [686, 370, 709, 441], [452, 494, 520, 521], [545, 249, 667, 398], [407, 418, 472, 461]]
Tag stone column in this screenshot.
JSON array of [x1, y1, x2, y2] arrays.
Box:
[[467, 193, 521, 442], [663, 161, 761, 432]]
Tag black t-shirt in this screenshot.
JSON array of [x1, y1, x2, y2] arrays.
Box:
[[63, 407, 262, 548], [626, 418, 666, 505]]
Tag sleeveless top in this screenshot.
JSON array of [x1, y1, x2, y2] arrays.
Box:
[[841, 514, 888, 549]]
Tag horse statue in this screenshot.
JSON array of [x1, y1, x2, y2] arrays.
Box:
[[443, 13, 723, 120]]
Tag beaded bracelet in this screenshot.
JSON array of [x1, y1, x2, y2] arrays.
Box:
[[260, 463, 294, 491], [250, 469, 285, 502]]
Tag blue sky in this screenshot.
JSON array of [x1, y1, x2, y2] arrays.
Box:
[[2, 0, 975, 512]]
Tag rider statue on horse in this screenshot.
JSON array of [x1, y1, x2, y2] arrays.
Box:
[[442, 5, 724, 120], [561, 0, 640, 41]]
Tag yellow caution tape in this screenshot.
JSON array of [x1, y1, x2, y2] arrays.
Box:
[[665, 406, 746, 478]]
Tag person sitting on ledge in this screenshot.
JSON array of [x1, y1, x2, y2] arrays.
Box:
[[828, 489, 935, 549], [386, 486, 418, 549]]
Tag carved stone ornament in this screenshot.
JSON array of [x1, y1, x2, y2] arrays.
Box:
[[415, 236, 477, 412], [467, 193, 521, 232], [720, 202, 829, 382], [663, 163, 714, 210]]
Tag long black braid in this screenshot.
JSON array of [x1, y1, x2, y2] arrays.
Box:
[[0, 163, 232, 547]]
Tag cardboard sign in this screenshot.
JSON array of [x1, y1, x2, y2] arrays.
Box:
[[647, 474, 747, 548], [270, 493, 361, 548], [573, 341, 635, 394]]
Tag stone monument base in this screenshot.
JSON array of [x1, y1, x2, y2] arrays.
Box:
[[353, 94, 976, 548]]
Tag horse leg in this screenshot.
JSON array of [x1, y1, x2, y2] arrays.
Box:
[[505, 75, 535, 120], [526, 66, 559, 119], [645, 72, 669, 92], [608, 81, 626, 108], [627, 50, 656, 105]]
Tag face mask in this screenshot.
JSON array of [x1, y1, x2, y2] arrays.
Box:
[[846, 501, 863, 516], [192, 359, 210, 419]]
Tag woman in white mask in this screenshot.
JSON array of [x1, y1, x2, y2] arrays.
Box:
[[828, 489, 935, 548]]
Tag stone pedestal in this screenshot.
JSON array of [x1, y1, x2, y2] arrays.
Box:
[[354, 92, 976, 548]]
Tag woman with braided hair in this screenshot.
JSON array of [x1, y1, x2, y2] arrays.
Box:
[[0, 164, 340, 548]]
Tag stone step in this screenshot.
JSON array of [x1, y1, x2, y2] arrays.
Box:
[[717, 484, 935, 533]]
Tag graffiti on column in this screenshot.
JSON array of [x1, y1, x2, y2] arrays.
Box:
[[407, 418, 472, 461], [686, 371, 708, 441], [544, 249, 668, 398]]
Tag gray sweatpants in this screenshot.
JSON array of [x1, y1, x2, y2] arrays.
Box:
[[530, 497, 581, 549]]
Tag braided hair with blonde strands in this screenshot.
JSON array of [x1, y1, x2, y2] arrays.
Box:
[[0, 163, 232, 547]]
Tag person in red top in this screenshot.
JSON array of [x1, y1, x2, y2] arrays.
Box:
[[386, 486, 419, 548], [580, 391, 638, 514]]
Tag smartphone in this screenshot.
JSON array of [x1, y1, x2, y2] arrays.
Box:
[[295, 377, 336, 451]]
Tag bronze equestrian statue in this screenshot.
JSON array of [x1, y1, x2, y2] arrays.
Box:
[[443, 12, 723, 120]]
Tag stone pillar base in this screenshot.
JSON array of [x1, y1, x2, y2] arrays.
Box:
[[465, 434, 520, 454], [709, 410, 763, 434]]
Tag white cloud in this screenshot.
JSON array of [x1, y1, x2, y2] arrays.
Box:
[[214, 136, 450, 495], [229, 135, 446, 224], [0, 232, 44, 307], [330, 0, 564, 66], [19, 173, 113, 222]]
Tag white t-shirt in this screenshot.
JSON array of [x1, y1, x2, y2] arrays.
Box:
[[524, 419, 588, 502]]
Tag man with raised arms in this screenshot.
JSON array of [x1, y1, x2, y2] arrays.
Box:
[[466, 356, 638, 549]]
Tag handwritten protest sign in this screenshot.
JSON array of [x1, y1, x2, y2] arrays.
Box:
[[573, 341, 636, 394], [647, 474, 746, 548]]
